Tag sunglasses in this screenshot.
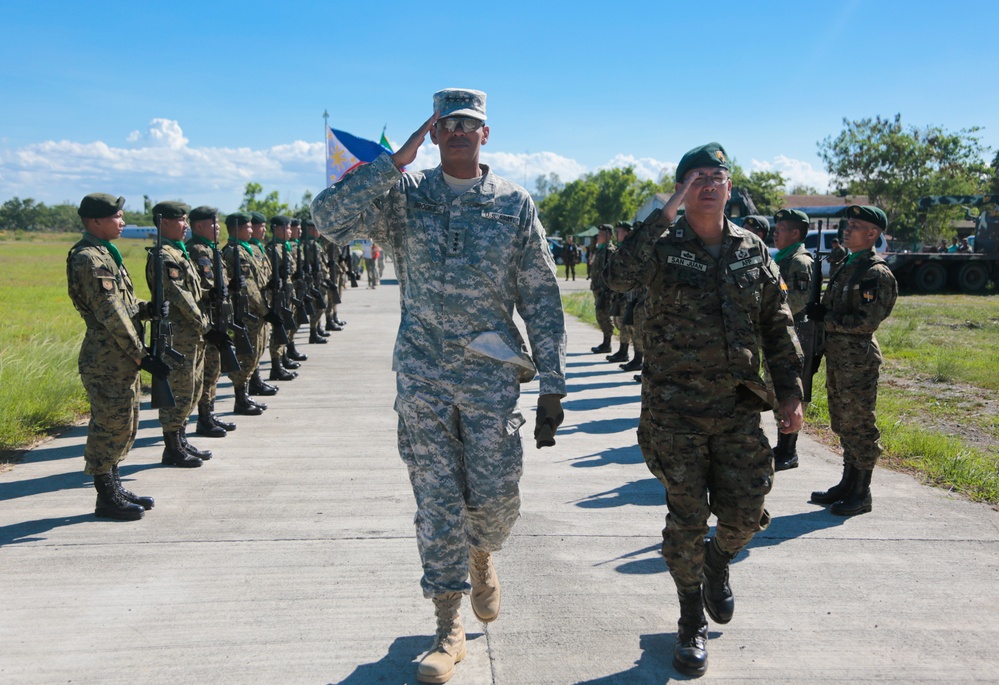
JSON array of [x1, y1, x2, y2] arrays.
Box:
[[436, 116, 484, 133]]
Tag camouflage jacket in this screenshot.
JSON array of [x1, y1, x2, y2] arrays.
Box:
[[66, 232, 147, 363], [186, 235, 223, 314], [822, 249, 897, 337], [589, 244, 614, 294], [266, 239, 295, 295], [607, 213, 802, 432], [311, 153, 566, 395], [146, 242, 209, 337], [775, 242, 813, 320], [223, 240, 268, 318]]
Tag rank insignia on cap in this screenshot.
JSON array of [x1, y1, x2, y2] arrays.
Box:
[[852, 207, 861, 215], [716, 150, 725, 163]]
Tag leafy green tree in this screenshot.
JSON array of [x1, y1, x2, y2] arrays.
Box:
[[292, 190, 314, 221], [787, 184, 820, 195], [239, 182, 291, 218], [539, 178, 598, 237], [0, 197, 43, 231], [818, 114, 990, 242], [533, 173, 563, 201]]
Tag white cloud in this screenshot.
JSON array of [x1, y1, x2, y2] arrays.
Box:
[[751, 155, 831, 193], [597, 154, 676, 183]]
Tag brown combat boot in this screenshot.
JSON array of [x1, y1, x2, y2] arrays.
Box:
[[417, 592, 466, 684], [469, 548, 501, 623]]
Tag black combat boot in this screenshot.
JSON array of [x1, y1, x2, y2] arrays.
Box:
[[620, 351, 643, 372], [309, 330, 329, 344], [773, 432, 799, 471], [161, 431, 202, 468], [831, 468, 874, 517], [333, 315, 347, 326], [326, 320, 343, 331], [673, 588, 708, 677], [233, 385, 264, 415], [249, 370, 279, 396], [316, 324, 331, 337], [210, 400, 236, 432], [179, 425, 212, 460], [810, 464, 856, 505], [701, 538, 735, 624], [94, 473, 145, 521], [286, 342, 309, 362], [606, 343, 630, 363], [196, 401, 227, 438], [270, 358, 298, 381], [591, 335, 612, 354], [111, 465, 154, 510], [281, 353, 302, 370]]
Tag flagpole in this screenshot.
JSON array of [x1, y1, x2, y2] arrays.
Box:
[[323, 109, 329, 187]]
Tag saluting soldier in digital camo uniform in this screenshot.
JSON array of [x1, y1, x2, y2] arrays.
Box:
[[223, 212, 270, 415], [312, 88, 566, 684], [770, 209, 814, 471], [67, 193, 163, 521], [186, 205, 238, 438], [607, 143, 803, 677], [807, 205, 897, 517], [145, 201, 213, 467], [589, 223, 616, 354]]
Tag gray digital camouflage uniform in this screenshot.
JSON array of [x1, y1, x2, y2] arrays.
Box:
[[607, 213, 802, 592], [822, 249, 897, 470], [312, 153, 566, 597], [146, 242, 209, 431], [67, 233, 147, 476]]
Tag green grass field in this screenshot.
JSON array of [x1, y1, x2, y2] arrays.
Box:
[[563, 291, 999, 505]]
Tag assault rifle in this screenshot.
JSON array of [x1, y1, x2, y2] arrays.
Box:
[[204, 215, 242, 375], [293, 239, 314, 324], [341, 245, 359, 288], [148, 213, 184, 409], [309, 237, 327, 311], [800, 243, 826, 403], [267, 245, 293, 343], [228, 235, 258, 358]]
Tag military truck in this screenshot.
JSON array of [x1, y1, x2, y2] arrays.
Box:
[[884, 195, 999, 293]]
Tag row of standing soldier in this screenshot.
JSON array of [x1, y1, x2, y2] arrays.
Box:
[[66, 195, 351, 521]]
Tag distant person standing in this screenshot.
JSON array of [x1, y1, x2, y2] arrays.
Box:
[[828, 238, 847, 266], [606, 221, 634, 364], [67, 193, 161, 520], [808, 206, 897, 516], [741, 215, 770, 244], [562, 235, 580, 281], [589, 224, 615, 353]]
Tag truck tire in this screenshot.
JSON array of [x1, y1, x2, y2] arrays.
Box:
[[913, 262, 947, 293], [956, 262, 990, 293]]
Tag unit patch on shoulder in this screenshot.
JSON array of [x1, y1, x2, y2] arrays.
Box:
[[860, 277, 878, 304]]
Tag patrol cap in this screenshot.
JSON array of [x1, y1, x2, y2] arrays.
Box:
[[847, 205, 888, 231], [78, 193, 125, 218], [189, 205, 218, 222], [597, 223, 614, 233], [433, 88, 487, 121], [250, 211, 267, 225], [224, 211, 252, 228], [774, 208, 810, 227], [742, 215, 771, 236], [675, 142, 729, 183], [270, 215, 292, 227], [152, 201, 190, 219]]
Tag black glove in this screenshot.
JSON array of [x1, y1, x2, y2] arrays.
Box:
[[204, 328, 231, 350], [139, 354, 171, 379], [535, 394, 565, 449], [805, 302, 827, 322]]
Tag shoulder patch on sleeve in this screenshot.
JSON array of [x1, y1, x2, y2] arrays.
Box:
[[860, 277, 879, 304]]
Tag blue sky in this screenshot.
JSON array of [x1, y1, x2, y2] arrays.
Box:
[[1, 0, 996, 214]]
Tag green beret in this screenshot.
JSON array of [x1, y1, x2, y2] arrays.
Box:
[[598, 223, 614, 232], [189, 206, 218, 222], [224, 211, 252, 228], [847, 205, 888, 231], [774, 208, 810, 226], [78, 193, 125, 218], [302, 218, 316, 228], [615, 220, 632, 231], [152, 201, 190, 220], [250, 211, 267, 224], [675, 142, 729, 183], [290, 218, 302, 227], [742, 216, 770, 236], [270, 215, 291, 227]]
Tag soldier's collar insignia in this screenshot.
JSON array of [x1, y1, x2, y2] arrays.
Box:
[[674, 226, 685, 239]]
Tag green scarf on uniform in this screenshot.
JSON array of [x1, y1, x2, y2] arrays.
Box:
[[88, 233, 123, 267], [845, 248, 873, 265], [166, 238, 190, 260], [774, 241, 802, 263], [191, 234, 216, 250]]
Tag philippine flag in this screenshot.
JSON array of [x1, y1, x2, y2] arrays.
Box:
[[326, 127, 393, 186]]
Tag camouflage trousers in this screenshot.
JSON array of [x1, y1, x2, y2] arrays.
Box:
[[632, 305, 646, 355], [199, 343, 221, 405], [594, 296, 613, 338], [159, 333, 205, 431], [826, 333, 883, 470], [395, 371, 525, 598], [612, 317, 632, 346], [229, 317, 264, 386], [638, 411, 773, 593], [79, 343, 140, 476]]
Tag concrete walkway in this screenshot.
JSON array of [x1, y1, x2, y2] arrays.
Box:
[[2, 262, 997, 684]]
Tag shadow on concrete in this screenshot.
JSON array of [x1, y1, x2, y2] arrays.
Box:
[[574, 478, 663, 509], [560, 417, 638, 436], [574, 632, 689, 683], [0, 513, 94, 546], [744, 508, 849, 553], [9, 430, 85, 465], [564, 394, 640, 412], [561, 444, 645, 468], [330, 632, 483, 685], [566, 380, 640, 394], [0, 471, 89, 503]]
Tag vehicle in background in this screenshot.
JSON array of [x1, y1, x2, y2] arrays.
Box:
[[769, 229, 886, 278], [120, 225, 157, 239]]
